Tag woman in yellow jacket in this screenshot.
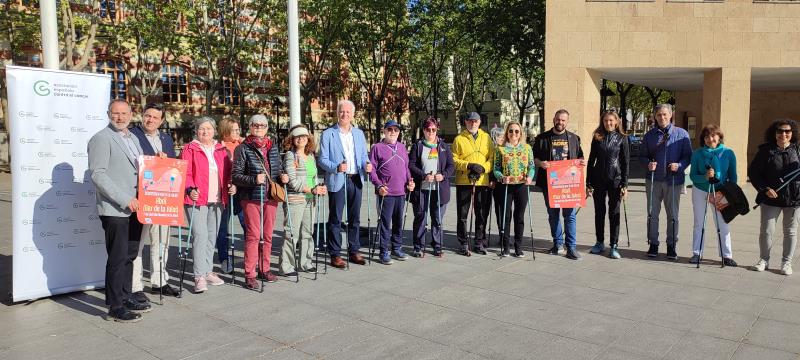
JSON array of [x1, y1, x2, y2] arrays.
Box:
[[451, 112, 495, 256]]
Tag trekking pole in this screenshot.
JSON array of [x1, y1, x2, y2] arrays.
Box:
[[342, 161, 350, 271], [422, 171, 434, 257], [435, 179, 443, 256], [229, 193, 236, 285], [697, 183, 711, 269], [671, 170, 677, 256], [498, 181, 509, 258], [179, 188, 197, 298], [622, 191, 631, 248], [258, 182, 265, 293], [366, 162, 373, 265], [283, 182, 299, 282], [487, 191, 494, 248], [158, 226, 167, 304], [177, 219, 183, 298], [753, 167, 800, 209], [526, 184, 536, 260], [646, 157, 655, 245], [709, 181, 725, 268], [321, 190, 329, 275], [370, 195, 384, 262], [464, 178, 477, 256], [399, 189, 411, 254]]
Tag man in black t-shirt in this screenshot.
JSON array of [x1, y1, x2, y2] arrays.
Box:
[[533, 109, 586, 260]]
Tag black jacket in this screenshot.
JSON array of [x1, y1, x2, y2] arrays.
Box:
[[130, 126, 176, 158], [231, 138, 285, 201], [408, 139, 455, 205], [587, 131, 629, 189], [749, 142, 800, 208], [532, 129, 583, 189]]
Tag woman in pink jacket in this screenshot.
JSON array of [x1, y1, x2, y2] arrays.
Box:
[[181, 117, 236, 293]]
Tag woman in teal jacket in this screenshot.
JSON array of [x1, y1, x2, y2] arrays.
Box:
[[689, 124, 737, 267]]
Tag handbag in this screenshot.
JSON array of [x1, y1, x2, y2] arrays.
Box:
[[268, 179, 286, 203]]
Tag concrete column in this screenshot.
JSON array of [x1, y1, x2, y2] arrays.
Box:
[[702, 68, 751, 183], [287, 0, 301, 127]]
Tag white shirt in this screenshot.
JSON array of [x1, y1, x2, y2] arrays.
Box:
[[338, 128, 356, 174]]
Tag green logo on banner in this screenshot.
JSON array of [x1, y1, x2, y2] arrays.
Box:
[[33, 80, 50, 96]]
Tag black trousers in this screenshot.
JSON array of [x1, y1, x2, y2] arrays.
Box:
[[593, 185, 622, 246], [495, 184, 529, 251], [100, 214, 142, 310], [456, 185, 492, 248]]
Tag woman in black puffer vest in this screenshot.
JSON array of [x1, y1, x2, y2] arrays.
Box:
[[749, 118, 800, 276], [586, 110, 629, 259], [231, 114, 287, 290]]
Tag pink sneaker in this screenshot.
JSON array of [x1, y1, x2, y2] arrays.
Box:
[[206, 272, 225, 286], [194, 276, 208, 293]]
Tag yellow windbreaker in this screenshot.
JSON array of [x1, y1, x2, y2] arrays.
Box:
[[452, 128, 494, 186]]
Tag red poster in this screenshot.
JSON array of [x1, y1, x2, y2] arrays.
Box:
[[137, 156, 187, 226], [546, 159, 586, 208]]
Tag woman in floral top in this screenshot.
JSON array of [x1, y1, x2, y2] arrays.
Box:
[[492, 121, 535, 257]]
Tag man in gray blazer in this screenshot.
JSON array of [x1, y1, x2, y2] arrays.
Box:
[[88, 99, 151, 323]]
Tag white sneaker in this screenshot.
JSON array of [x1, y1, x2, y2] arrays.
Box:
[[781, 262, 793, 276], [221, 259, 234, 274], [751, 259, 768, 272]]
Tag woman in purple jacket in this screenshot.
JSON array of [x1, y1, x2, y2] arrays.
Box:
[[369, 120, 415, 265], [409, 118, 455, 257]]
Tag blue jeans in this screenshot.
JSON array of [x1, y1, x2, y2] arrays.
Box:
[[543, 193, 577, 250], [216, 199, 245, 263]]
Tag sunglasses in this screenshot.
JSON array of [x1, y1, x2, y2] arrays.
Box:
[[251, 124, 268, 129], [507, 129, 521, 134], [777, 129, 793, 134], [424, 128, 437, 132], [385, 127, 400, 132]]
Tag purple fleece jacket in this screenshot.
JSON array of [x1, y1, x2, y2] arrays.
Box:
[[369, 141, 411, 196]]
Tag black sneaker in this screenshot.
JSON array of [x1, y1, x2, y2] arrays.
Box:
[[498, 249, 510, 257], [150, 285, 179, 297], [723, 258, 738, 267], [688, 255, 700, 264], [304, 267, 318, 273], [106, 307, 142, 323], [565, 248, 582, 260], [282, 271, 298, 277], [474, 247, 488, 255], [123, 298, 152, 313], [132, 291, 150, 304], [548, 245, 564, 255], [647, 244, 658, 258], [666, 245, 678, 260], [513, 250, 526, 258]]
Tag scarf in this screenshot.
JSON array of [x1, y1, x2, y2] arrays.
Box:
[[422, 139, 438, 159], [244, 135, 272, 158]]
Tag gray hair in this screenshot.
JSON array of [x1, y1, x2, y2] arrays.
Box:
[[653, 104, 673, 114], [193, 116, 216, 133], [336, 99, 355, 114], [248, 114, 269, 126], [107, 99, 131, 112]]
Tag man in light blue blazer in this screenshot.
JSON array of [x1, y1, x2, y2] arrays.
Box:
[[88, 99, 150, 322], [318, 99, 373, 268]]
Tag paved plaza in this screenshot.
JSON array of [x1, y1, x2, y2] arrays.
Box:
[[1, 169, 799, 360]]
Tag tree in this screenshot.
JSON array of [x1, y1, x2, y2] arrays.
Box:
[[105, 0, 189, 111], [60, 0, 101, 71], [340, 0, 413, 142]]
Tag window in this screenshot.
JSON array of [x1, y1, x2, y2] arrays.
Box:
[[97, 59, 127, 100], [161, 65, 189, 104], [100, 0, 117, 21], [219, 78, 241, 106]]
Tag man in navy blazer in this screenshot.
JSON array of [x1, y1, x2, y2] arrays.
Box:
[[129, 103, 179, 299], [318, 99, 373, 268]]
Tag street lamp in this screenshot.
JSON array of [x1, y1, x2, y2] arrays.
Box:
[[272, 97, 282, 133]]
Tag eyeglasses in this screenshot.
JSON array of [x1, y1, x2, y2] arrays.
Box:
[[508, 129, 521, 134], [777, 129, 793, 134], [424, 128, 437, 133], [385, 127, 400, 133], [251, 124, 267, 129]]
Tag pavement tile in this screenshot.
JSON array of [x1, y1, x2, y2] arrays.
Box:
[[639, 300, 704, 331], [367, 299, 477, 340], [482, 296, 586, 336], [181, 333, 284, 360], [440, 316, 559, 360], [761, 298, 800, 325], [563, 311, 637, 345], [417, 283, 521, 315], [731, 343, 799, 360], [593, 348, 659, 360], [710, 292, 769, 316], [610, 322, 684, 359], [663, 333, 739, 360], [773, 282, 800, 303], [744, 318, 800, 354], [691, 307, 759, 341]]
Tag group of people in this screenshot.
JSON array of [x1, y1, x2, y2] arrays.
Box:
[[87, 98, 799, 324]]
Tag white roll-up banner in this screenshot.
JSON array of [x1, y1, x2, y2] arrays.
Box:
[[7, 66, 112, 302]]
